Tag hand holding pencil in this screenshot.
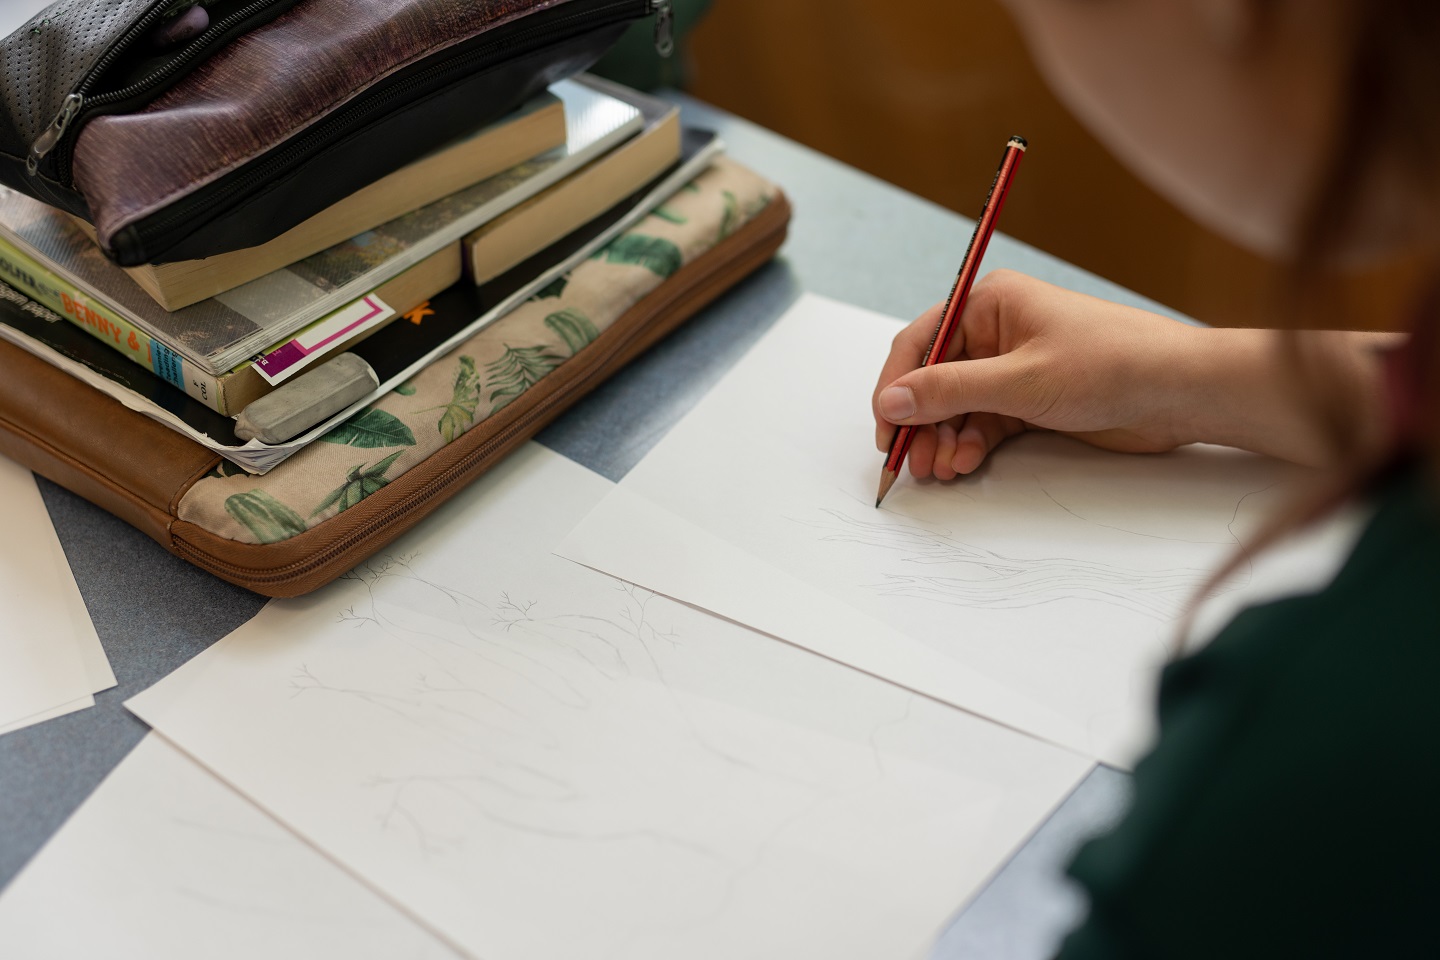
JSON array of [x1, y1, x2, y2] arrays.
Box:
[[873, 136, 1027, 507], [871, 135, 1326, 498]]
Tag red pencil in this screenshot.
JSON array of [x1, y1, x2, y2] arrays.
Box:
[[875, 135, 1028, 507]]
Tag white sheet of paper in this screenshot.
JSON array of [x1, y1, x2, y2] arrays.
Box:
[[0, 456, 112, 735], [0, 733, 459, 959], [556, 293, 1312, 767], [128, 444, 1090, 960], [47, 511, 114, 696]]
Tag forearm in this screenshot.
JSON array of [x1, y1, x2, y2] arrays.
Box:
[[1174, 327, 1399, 466]]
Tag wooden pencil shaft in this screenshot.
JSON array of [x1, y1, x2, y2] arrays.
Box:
[[877, 137, 1026, 503]]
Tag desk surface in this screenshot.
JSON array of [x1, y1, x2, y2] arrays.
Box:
[[0, 92, 1160, 959]]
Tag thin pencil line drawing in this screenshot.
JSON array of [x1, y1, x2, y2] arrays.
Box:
[[308, 552, 849, 869], [791, 505, 1242, 621], [173, 885, 346, 924], [1034, 481, 1235, 545], [601, 696, 912, 960]]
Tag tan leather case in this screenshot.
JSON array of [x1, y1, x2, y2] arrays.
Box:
[[0, 193, 790, 596]]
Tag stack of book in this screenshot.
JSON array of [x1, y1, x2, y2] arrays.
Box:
[[0, 75, 721, 473]]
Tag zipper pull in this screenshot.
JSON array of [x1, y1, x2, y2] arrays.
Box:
[[27, 93, 84, 177], [652, 0, 674, 58]]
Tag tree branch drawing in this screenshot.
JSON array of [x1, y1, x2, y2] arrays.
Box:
[[793, 506, 1236, 621]]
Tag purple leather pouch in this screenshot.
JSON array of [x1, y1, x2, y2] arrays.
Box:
[[0, 0, 668, 265]]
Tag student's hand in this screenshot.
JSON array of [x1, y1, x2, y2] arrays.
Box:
[[871, 269, 1390, 477], [872, 270, 1200, 479]]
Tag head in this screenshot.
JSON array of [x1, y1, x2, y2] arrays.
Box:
[[998, 0, 1440, 268]]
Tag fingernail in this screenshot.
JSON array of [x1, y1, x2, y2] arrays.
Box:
[[879, 386, 915, 421]]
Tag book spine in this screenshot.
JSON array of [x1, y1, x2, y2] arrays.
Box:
[[0, 236, 227, 413]]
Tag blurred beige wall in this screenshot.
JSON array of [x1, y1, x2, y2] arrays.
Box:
[[687, 0, 1418, 330]]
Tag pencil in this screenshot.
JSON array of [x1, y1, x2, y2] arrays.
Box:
[[875, 135, 1028, 508]]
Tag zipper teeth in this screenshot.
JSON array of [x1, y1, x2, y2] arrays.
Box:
[[76, 0, 192, 97], [81, 0, 283, 103], [173, 204, 789, 586], [58, 0, 288, 185], [129, 0, 647, 246]]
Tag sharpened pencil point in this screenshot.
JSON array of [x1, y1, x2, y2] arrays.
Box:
[[875, 469, 898, 508]]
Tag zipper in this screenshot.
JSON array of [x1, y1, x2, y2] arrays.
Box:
[[28, 0, 288, 180], [26, 94, 84, 176], [651, 0, 674, 57], [112, 0, 653, 262], [172, 197, 791, 588]]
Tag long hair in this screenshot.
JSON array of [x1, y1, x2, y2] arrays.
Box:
[[1183, 0, 1440, 646]]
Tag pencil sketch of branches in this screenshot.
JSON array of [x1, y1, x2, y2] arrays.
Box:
[[367, 767, 732, 867], [322, 554, 845, 864], [339, 553, 592, 710], [482, 582, 791, 784], [792, 507, 1235, 621], [601, 694, 916, 960]]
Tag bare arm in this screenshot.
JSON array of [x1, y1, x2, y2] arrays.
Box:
[[872, 269, 1395, 476]]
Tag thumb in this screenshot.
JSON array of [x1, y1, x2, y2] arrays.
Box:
[[877, 354, 1037, 426]]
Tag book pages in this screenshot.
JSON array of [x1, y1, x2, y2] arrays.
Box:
[[128, 444, 1089, 959], [556, 294, 1317, 768]]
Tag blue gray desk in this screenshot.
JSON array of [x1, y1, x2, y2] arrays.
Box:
[[0, 93, 1158, 958]]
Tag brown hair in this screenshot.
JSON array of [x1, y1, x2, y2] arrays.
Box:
[[1284, 0, 1440, 456], [1184, 0, 1440, 643]]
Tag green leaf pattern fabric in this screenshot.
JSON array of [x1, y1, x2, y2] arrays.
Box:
[[311, 451, 405, 519], [178, 157, 780, 544], [543, 308, 600, 355], [320, 409, 416, 449], [594, 235, 684, 278], [719, 190, 740, 240], [485, 345, 566, 409], [433, 356, 481, 444], [224, 490, 307, 544]]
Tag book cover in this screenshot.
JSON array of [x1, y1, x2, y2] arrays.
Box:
[[0, 78, 643, 377]]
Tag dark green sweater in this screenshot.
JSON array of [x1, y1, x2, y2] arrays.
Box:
[[1058, 469, 1440, 959]]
